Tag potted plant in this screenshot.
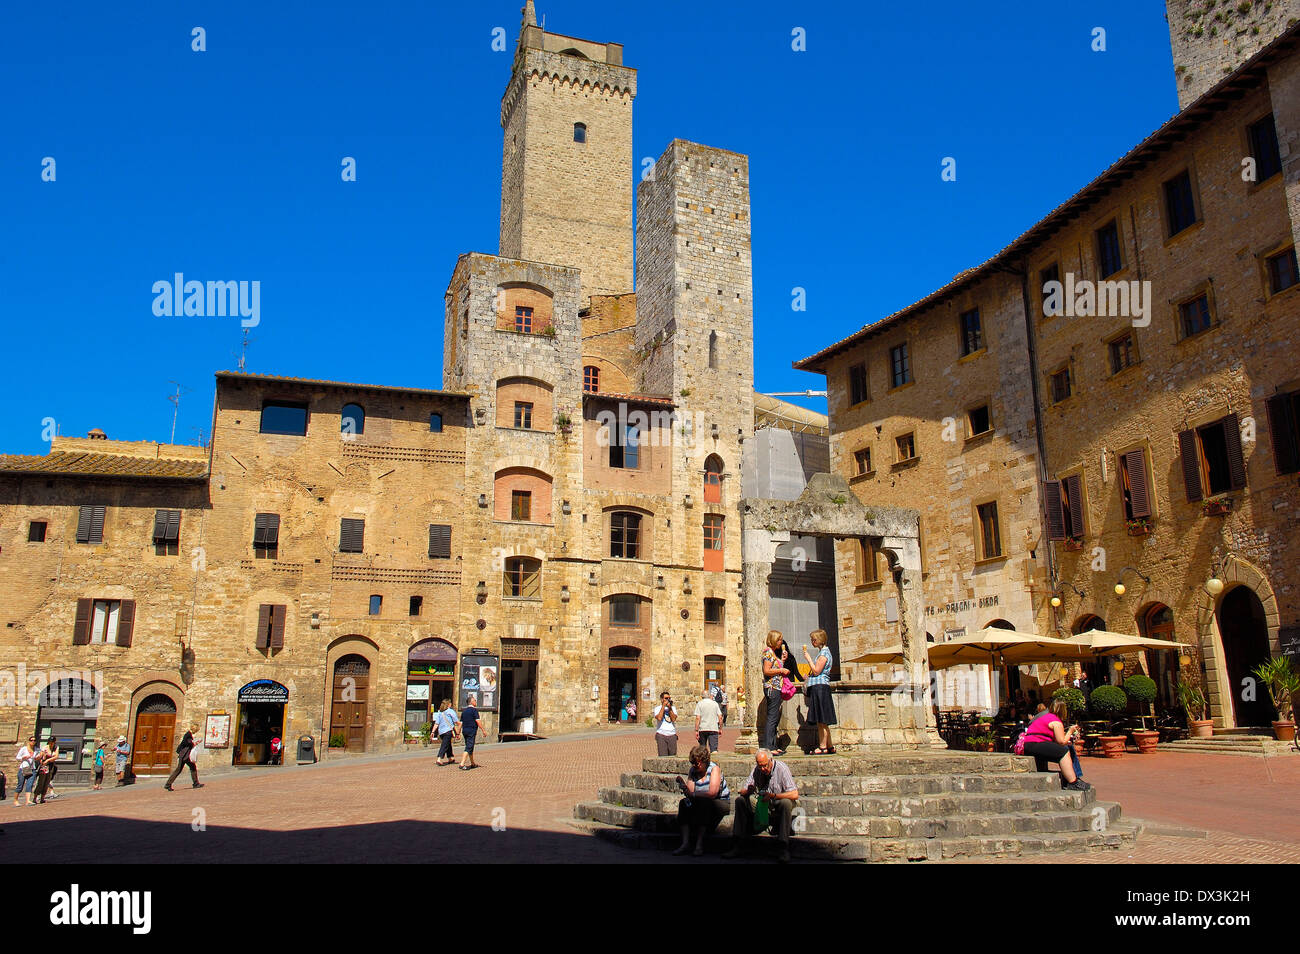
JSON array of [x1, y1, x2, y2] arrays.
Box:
[[1089, 685, 1129, 757], [1176, 677, 1212, 738], [1126, 517, 1154, 537], [967, 731, 995, 753], [1051, 686, 1087, 719], [328, 731, 347, 749], [1202, 495, 1232, 516], [1063, 536, 1084, 551], [555, 411, 573, 436], [419, 721, 434, 747], [1122, 674, 1160, 752], [1252, 656, 1300, 741]]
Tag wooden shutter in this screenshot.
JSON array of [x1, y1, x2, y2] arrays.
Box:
[[340, 518, 364, 553], [522, 561, 541, 598], [90, 506, 105, 542], [166, 509, 181, 542], [254, 513, 281, 546], [1267, 393, 1300, 474], [270, 605, 286, 649], [73, 598, 93, 645], [153, 510, 168, 542], [116, 600, 135, 647], [1177, 429, 1203, 502], [256, 604, 271, 648], [1124, 449, 1152, 517], [76, 507, 92, 543], [1043, 481, 1066, 541], [1064, 475, 1085, 536], [1222, 413, 1247, 490], [428, 524, 451, 559]]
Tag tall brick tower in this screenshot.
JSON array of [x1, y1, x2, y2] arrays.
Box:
[[499, 1, 636, 301], [1166, 0, 1300, 107]]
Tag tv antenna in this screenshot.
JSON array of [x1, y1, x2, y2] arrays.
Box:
[[167, 381, 191, 445], [235, 328, 255, 372]]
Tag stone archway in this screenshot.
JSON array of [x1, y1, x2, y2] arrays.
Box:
[[1194, 555, 1282, 729], [738, 473, 935, 751]]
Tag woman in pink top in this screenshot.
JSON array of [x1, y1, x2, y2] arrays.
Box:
[[1021, 700, 1089, 791]]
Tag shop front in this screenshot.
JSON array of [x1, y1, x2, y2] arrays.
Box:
[[500, 638, 539, 734], [36, 677, 100, 787], [234, 679, 288, 765], [405, 639, 457, 738]]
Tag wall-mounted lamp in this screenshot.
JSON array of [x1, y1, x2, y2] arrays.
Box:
[[711, 422, 719, 440], [1113, 566, 1151, 596], [1050, 581, 1086, 608], [560, 585, 570, 603], [310, 613, 320, 629], [683, 576, 692, 595], [477, 494, 488, 508], [588, 570, 597, 585], [684, 494, 693, 508], [475, 580, 487, 604], [1178, 653, 1192, 667], [474, 407, 487, 425], [1112, 660, 1125, 673], [561, 499, 571, 515], [656, 574, 665, 589]]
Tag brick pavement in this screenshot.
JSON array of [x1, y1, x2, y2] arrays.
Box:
[[0, 729, 1293, 864]]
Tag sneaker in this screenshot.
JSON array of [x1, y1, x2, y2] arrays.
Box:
[[1065, 779, 1090, 792], [192, 783, 205, 789]]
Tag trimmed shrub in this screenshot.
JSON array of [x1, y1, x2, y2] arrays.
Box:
[[1089, 684, 1128, 717], [1052, 686, 1087, 717], [1122, 674, 1158, 711]]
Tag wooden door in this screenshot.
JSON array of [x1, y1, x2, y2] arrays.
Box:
[[132, 711, 176, 774], [330, 657, 370, 750]]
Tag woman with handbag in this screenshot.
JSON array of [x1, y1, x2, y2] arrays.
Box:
[[762, 630, 793, 754], [802, 629, 837, 754]]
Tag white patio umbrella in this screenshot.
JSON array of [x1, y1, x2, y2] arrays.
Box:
[[997, 628, 1193, 665], [843, 646, 906, 666], [927, 628, 1083, 710]]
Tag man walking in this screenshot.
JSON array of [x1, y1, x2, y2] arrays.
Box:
[[458, 694, 486, 770], [725, 749, 799, 863], [718, 685, 729, 726], [694, 688, 723, 753], [164, 725, 204, 791]]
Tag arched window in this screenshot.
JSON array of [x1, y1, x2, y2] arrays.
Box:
[[703, 455, 723, 503], [584, 365, 600, 393], [573, 122, 587, 143], [503, 557, 541, 599], [341, 403, 365, 436], [708, 331, 718, 369], [429, 413, 443, 432], [609, 511, 642, 559]]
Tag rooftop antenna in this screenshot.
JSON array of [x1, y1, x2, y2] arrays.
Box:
[[762, 390, 827, 398], [166, 381, 191, 445], [235, 328, 255, 372], [190, 425, 208, 448]]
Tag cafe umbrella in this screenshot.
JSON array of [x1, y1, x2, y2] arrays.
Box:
[[927, 628, 1083, 710]]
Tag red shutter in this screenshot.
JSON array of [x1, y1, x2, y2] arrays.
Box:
[[116, 600, 135, 647], [270, 605, 286, 649], [1177, 430, 1203, 502], [1267, 394, 1300, 475], [1125, 449, 1152, 518], [1064, 475, 1085, 536], [1043, 481, 1066, 541], [73, 599, 92, 645], [256, 604, 271, 649], [1222, 413, 1247, 490]]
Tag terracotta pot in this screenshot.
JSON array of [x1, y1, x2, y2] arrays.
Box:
[[1132, 730, 1159, 753], [1099, 735, 1127, 758], [1272, 721, 1296, 742], [1189, 720, 1214, 739]]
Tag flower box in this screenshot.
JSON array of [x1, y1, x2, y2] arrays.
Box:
[[1126, 519, 1154, 537], [1062, 538, 1084, 552], [1202, 498, 1232, 516]]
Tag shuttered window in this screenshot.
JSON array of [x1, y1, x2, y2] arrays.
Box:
[[254, 513, 280, 559], [74, 598, 134, 646], [848, 363, 868, 405], [1044, 476, 1085, 541], [428, 524, 452, 559], [1096, 220, 1123, 277], [153, 509, 181, 555], [1248, 114, 1282, 182], [76, 505, 106, 544], [256, 604, 286, 649], [339, 518, 365, 554], [959, 308, 983, 356], [1266, 390, 1300, 475], [503, 557, 541, 599], [977, 502, 1002, 559], [1121, 449, 1152, 519], [1179, 414, 1247, 501], [856, 538, 880, 584], [1163, 170, 1198, 237]]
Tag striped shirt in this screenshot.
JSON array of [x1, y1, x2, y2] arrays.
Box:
[[806, 646, 832, 686]]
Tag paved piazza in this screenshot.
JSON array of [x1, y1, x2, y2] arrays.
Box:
[[2, 730, 1295, 864]]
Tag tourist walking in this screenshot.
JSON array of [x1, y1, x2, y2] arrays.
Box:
[[718, 685, 729, 726], [434, 700, 458, 765], [40, 738, 61, 799], [1020, 700, 1089, 791], [653, 691, 678, 756], [802, 629, 837, 754], [761, 630, 792, 754], [725, 748, 799, 863], [31, 740, 57, 804], [694, 688, 723, 752], [113, 735, 131, 786], [673, 743, 730, 856], [92, 741, 106, 790], [458, 694, 486, 770], [14, 736, 37, 806], [164, 725, 204, 791]]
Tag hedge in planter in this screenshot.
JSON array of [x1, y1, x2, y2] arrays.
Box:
[[1052, 686, 1086, 718], [1123, 674, 1158, 725], [1089, 684, 1128, 719]]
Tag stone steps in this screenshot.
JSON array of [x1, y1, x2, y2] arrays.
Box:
[[621, 768, 1060, 796], [1161, 737, 1297, 757], [640, 752, 1034, 777]]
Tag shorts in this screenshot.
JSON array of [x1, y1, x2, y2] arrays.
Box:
[[463, 734, 476, 754]]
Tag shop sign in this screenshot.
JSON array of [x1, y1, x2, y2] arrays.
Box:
[[406, 683, 430, 701], [459, 654, 499, 711], [1280, 625, 1300, 659], [237, 679, 289, 704], [204, 712, 231, 748], [925, 595, 1000, 618]]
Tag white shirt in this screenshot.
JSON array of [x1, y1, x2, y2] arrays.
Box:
[[653, 704, 677, 736], [16, 745, 33, 771], [694, 698, 722, 732]]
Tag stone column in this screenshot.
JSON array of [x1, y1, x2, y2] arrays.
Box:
[[735, 526, 786, 754], [881, 532, 942, 746]]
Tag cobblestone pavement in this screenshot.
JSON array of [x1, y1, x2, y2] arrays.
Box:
[[1, 730, 1293, 864]]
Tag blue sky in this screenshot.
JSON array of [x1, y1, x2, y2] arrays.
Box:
[[0, 1, 1178, 455]]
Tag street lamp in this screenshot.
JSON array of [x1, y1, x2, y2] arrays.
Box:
[[1113, 566, 1151, 596]]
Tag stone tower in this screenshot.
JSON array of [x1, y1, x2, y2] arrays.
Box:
[[1166, 0, 1300, 107], [499, 1, 636, 301]]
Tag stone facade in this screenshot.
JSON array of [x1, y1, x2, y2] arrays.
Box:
[[1167, 0, 1300, 108]]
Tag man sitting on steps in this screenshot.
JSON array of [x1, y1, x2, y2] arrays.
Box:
[[724, 748, 799, 863]]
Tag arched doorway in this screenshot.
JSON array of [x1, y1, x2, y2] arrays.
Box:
[[1073, 615, 1111, 690], [1217, 586, 1276, 727], [406, 639, 457, 738], [1138, 604, 1178, 715], [703, 455, 723, 504], [132, 695, 178, 775], [36, 678, 100, 786], [330, 655, 371, 750], [608, 646, 640, 721]]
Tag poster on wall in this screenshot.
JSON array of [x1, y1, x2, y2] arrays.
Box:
[[204, 712, 231, 749], [459, 653, 499, 711]]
